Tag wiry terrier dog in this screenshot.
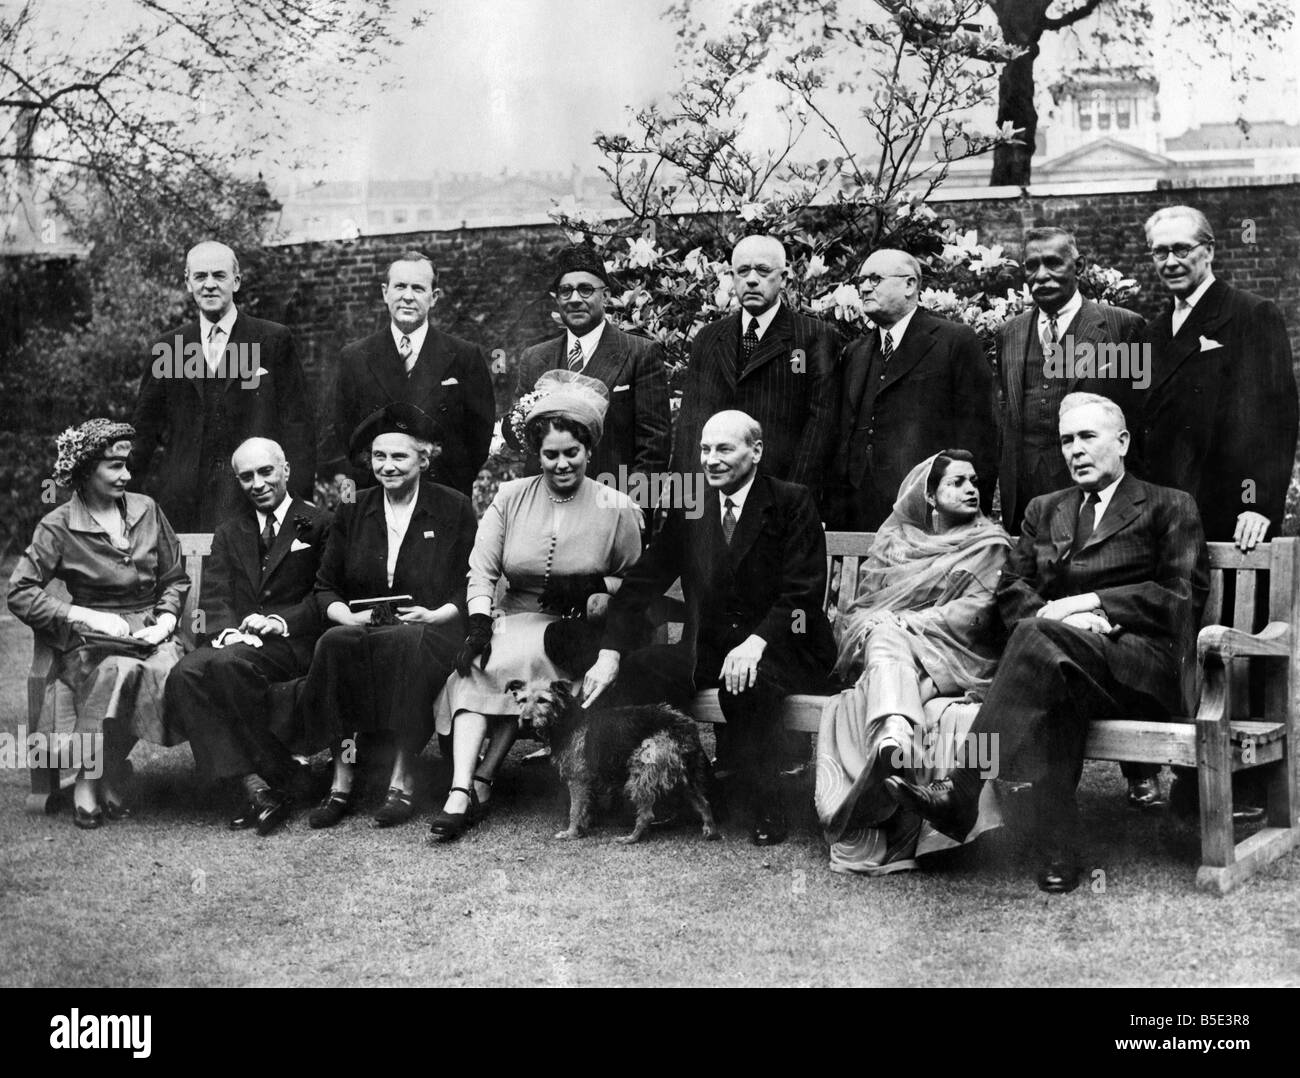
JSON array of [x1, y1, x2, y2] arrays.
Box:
[[507, 679, 719, 844]]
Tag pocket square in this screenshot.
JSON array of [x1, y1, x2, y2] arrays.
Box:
[[254, 366, 270, 376], [440, 377, 459, 386], [290, 539, 312, 552], [1199, 336, 1223, 352], [613, 383, 631, 392], [423, 529, 436, 539]]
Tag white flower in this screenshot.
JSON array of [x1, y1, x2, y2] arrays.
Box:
[[920, 287, 960, 316], [739, 202, 765, 222], [713, 272, 735, 309], [804, 253, 829, 279], [682, 246, 707, 278], [627, 236, 660, 269]]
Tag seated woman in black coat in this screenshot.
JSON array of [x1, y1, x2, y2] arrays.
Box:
[[299, 403, 476, 829]]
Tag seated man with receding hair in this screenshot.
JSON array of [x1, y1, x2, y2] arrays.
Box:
[[584, 409, 837, 846], [886, 392, 1207, 892], [165, 437, 332, 835]]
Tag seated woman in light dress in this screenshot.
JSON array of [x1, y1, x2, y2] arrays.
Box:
[[7, 419, 189, 829], [430, 370, 643, 840], [815, 450, 1011, 875]]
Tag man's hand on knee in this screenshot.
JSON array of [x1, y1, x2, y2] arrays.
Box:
[[1037, 592, 1101, 622], [721, 634, 767, 695], [1061, 611, 1116, 635], [581, 649, 621, 708]]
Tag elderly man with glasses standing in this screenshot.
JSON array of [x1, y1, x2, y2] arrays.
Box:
[[515, 245, 671, 487], [1134, 206, 1298, 553], [827, 248, 997, 530]]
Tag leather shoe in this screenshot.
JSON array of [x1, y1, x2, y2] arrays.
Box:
[[1036, 856, 1082, 894], [750, 807, 788, 846], [1167, 775, 1267, 824], [231, 789, 290, 835], [1127, 776, 1163, 810], [885, 776, 977, 842], [372, 787, 415, 828], [308, 789, 353, 830], [103, 800, 132, 821]]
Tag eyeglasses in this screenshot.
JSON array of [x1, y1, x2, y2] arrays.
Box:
[[732, 264, 780, 277], [552, 284, 605, 300], [859, 273, 914, 288], [1149, 243, 1205, 262]]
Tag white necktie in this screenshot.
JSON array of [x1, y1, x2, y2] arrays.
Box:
[[1172, 300, 1192, 335]]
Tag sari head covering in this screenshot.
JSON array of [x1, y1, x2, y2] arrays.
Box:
[[525, 369, 610, 446], [834, 452, 1011, 689], [53, 419, 136, 488]]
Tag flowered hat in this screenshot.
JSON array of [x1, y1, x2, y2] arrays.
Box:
[[53, 419, 136, 488], [524, 369, 610, 446]]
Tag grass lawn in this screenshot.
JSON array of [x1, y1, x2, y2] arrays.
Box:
[[2, 608, 1298, 988]]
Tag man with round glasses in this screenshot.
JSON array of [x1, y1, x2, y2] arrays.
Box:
[[1136, 205, 1297, 551], [515, 244, 670, 486]]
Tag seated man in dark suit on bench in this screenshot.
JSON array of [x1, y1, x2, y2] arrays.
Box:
[[165, 437, 332, 835], [581, 409, 837, 846], [888, 392, 1207, 892]]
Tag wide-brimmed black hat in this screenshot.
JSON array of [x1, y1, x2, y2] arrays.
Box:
[[348, 402, 444, 457], [548, 244, 618, 293]]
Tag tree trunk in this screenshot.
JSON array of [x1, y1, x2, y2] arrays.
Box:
[[989, 0, 1050, 187]]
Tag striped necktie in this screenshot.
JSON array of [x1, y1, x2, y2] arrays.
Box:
[[399, 335, 414, 374], [567, 339, 584, 371]]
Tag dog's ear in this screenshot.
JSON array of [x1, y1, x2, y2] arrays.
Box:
[[505, 679, 527, 700], [551, 680, 573, 702]]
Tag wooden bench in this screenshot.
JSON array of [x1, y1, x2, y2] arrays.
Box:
[[684, 531, 1300, 894], [26, 532, 214, 813]]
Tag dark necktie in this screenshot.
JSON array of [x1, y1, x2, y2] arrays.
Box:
[[1072, 491, 1098, 555], [880, 330, 894, 366], [260, 516, 276, 570], [722, 497, 738, 544], [739, 319, 758, 375], [567, 338, 584, 371]]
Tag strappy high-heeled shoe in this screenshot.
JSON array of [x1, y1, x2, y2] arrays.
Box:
[[308, 788, 354, 829], [428, 785, 478, 841], [469, 773, 494, 824]]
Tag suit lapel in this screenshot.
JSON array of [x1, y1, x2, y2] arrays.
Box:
[[220, 312, 249, 389], [739, 306, 792, 380], [1049, 488, 1082, 563], [878, 308, 938, 394], [406, 327, 456, 399], [1082, 472, 1144, 553], [710, 314, 741, 387], [364, 329, 409, 402], [231, 510, 262, 591], [1001, 309, 1032, 431], [726, 473, 771, 568], [260, 498, 306, 583], [1149, 280, 1228, 395], [582, 323, 629, 388]]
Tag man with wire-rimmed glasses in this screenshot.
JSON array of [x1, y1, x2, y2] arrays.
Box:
[[1135, 205, 1297, 552]]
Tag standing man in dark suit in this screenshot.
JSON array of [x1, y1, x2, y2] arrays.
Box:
[[997, 227, 1146, 534], [165, 437, 332, 835], [829, 249, 997, 531], [583, 410, 837, 846], [515, 244, 671, 486], [132, 241, 315, 532], [888, 393, 1207, 893], [319, 249, 494, 499], [670, 235, 839, 506], [1136, 205, 1298, 550]]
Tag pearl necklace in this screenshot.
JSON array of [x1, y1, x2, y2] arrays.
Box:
[[547, 491, 576, 504]]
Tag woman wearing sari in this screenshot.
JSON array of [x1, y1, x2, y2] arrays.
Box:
[[814, 449, 1011, 875]]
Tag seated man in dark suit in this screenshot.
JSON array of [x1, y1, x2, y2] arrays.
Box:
[[165, 437, 332, 835], [887, 392, 1207, 892], [582, 409, 837, 845]]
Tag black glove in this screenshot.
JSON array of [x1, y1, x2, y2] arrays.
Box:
[[455, 613, 494, 676], [538, 573, 608, 619]]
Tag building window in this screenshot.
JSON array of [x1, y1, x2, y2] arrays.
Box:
[[1079, 112, 1092, 131], [1098, 111, 1111, 130], [1117, 107, 1131, 129], [417, 208, 434, 222], [392, 208, 409, 225]]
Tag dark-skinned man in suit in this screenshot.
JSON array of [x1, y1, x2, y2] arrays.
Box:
[[997, 226, 1158, 810], [131, 241, 315, 532], [319, 250, 494, 500], [828, 248, 997, 531], [888, 393, 1207, 893], [583, 409, 837, 846], [165, 437, 332, 835]]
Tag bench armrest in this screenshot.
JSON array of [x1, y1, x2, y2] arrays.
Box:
[[1197, 621, 1291, 663]]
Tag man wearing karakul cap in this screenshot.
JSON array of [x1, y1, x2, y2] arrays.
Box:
[[515, 244, 671, 487]]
